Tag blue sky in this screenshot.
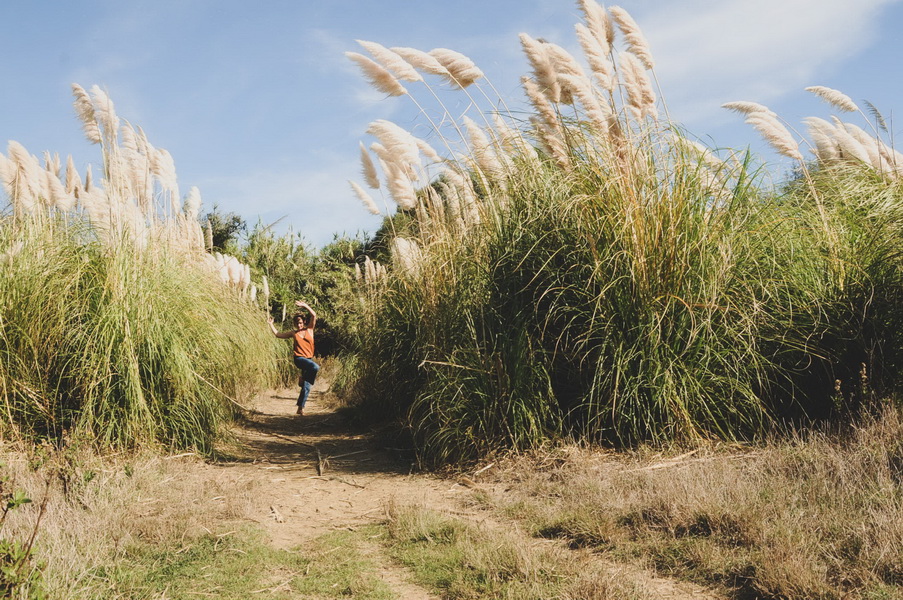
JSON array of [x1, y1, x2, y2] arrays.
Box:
[[2, 0, 902, 247]]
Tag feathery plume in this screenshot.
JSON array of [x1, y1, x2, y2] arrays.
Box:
[[745, 112, 802, 161], [575, 23, 615, 92], [804, 117, 841, 163], [90, 85, 120, 141], [578, 0, 615, 48], [345, 52, 408, 96], [609, 6, 655, 69], [805, 85, 859, 113], [491, 113, 537, 160], [262, 275, 270, 299], [544, 42, 588, 105], [391, 237, 422, 277], [349, 180, 381, 215], [463, 116, 506, 176], [390, 46, 450, 76], [522, 76, 560, 131], [428, 48, 484, 88], [532, 117, 572, 169], [414, 137, 442, 163], [382, 160, 418, 209], [46, 170, 75, 211], [71, 83, 102, 144], [356, 40, 423, 82], [65, 155, 82, 195], [844, 122, 885, 169], [559, 73, 611, 132], [366, 120, 422, 169], [721, 101, 776, 116], [619, 52, 657, 119], [519, 33, 561, 103], [359, 142, 381, 189], [183, 186, 202, 219]]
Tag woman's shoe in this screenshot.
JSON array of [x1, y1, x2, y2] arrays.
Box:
[[296, 407, 304, 416]]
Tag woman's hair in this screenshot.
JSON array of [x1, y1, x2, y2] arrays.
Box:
[[293, 312, 309, 325]]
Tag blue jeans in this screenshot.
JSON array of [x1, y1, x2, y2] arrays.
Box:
[[293, 356, 320, 408]]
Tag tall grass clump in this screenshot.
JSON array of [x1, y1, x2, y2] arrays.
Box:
[[339, 3, 903, 464], [0, 85, 279, 451]]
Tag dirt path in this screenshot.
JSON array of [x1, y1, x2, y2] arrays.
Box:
[[212, 380, 725, 600]]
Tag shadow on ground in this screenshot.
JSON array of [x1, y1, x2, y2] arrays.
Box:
[[217, 388, 416, 477]]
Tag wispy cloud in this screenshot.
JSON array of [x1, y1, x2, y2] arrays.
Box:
[[631, 0, 902, 125], [196, 160, 385, 247]]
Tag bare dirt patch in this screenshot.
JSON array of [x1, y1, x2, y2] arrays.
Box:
[[210, 379, 725, 600]]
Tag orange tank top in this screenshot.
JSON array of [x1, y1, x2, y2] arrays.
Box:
[[292, 328, 314, 358]]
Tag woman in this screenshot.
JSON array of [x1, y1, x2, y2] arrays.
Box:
[[268, 300, 320, 415]]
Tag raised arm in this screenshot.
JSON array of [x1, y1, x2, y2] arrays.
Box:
[[268, 316, 294, 339], [295, 300, 317, 329]]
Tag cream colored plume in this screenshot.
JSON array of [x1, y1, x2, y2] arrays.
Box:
[[520, 33, 561, 103], [366, 120, 422, 169], [349, 180, 381, 215], [609, 6, 655, 70], [71, 83, 102, 144], [544, 42, 588, 105], [522, 76, 560, 132], [578, 0, 615, 48], [65, 155, 82, 195], [559, 73, 611, 132], [382, 160, 418, 209], [183, 186, 202, 219], [462, 116, 508, 176], [721, 101, 776, 116], [390, 46, 450, 77], [575, 23, 615, 92], [391, 237, 422, 277], [491, 113, 538, 161], [345, 52, 408, 96], [745, 112, 802, 161], [414, 137, 442, 163], [428, 48, 484, 88], [805, 86, 859, 113], [89, 85, 120, 143], [804, 117, 842, 163], [357, 40, 423, 82], [619, 52, 657, 120], [359, 142, 381, 189]]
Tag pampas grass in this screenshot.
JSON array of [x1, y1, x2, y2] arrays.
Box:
[[359, 141, 381, 189], [344, 51, 408, 96], [428, 48, 484, 88], [356, 39, 423, 83], [806, 85, 859, 113], [349, 180, 381, 215], [609, 5, 655, 69]]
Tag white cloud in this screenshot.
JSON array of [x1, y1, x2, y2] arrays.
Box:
[[628, 0, 901, 125]]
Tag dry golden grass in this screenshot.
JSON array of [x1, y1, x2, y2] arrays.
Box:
[[481, 406, 903, 599], [0, 441, 264, 597]]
